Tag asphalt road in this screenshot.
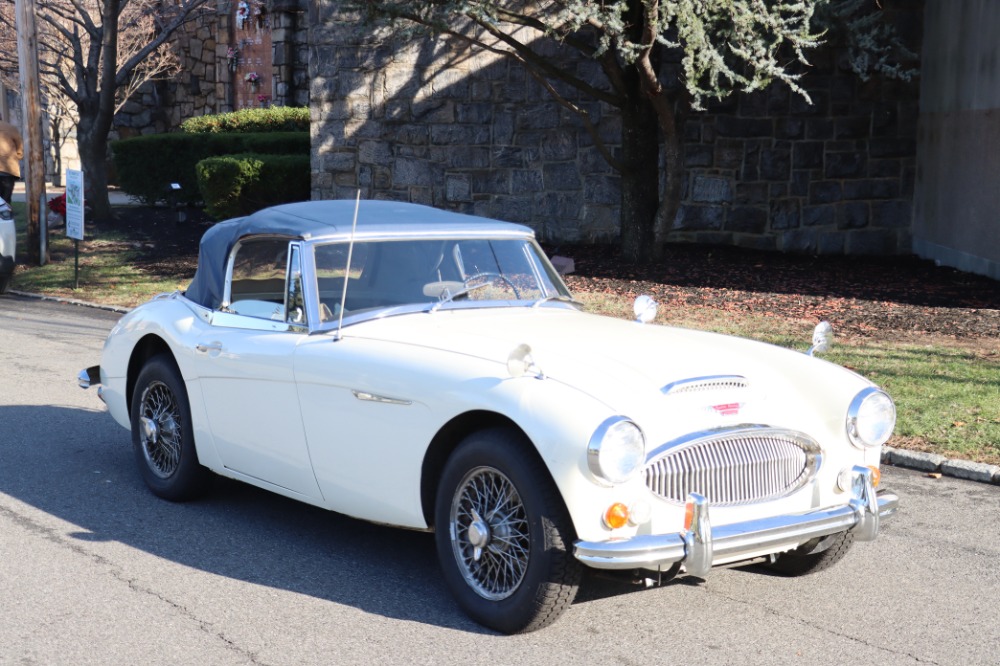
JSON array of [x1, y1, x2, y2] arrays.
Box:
[[1, 295, 998, 666]]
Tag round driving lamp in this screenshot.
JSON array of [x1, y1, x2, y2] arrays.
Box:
[[847, 388, 896, 449], [588, 417, 646, 485]]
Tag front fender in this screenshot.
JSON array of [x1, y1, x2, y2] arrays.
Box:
[[99, 294, 224, 471]]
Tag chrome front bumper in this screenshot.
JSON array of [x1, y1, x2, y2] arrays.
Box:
[[575, 466, 898, 575], [78, 365, 106, 402], [78, 366, 101, 389]]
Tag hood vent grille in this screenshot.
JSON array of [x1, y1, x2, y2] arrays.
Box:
[[661, 375, 748, 395], [644, 427, 820, 506]]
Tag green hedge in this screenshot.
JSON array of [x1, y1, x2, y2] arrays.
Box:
[[180, 107, 309, 134], [196, 153, 311, 220], [112, 132, 309, 205]]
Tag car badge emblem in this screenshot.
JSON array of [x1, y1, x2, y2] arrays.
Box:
[[711, 402, 742, 417]]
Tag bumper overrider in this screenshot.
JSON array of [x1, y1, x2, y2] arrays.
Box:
[[575, 465, 898, 576]]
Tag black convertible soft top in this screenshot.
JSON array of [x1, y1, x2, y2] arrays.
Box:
[[183, 200, 533, 309]]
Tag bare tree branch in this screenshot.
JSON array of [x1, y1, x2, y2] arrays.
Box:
[[380, 6, 622, 108], [521, 66, 624, 173], [0, 0, 212, 218]]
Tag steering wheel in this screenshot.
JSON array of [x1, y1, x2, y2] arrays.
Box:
[[462, 272, 521, 300]]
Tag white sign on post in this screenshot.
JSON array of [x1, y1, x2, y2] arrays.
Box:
[[65, 169, 85, 241]]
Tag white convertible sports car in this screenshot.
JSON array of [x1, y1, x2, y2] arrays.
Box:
[[80, 200, 898, 633]]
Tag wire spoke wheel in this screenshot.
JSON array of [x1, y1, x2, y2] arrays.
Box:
[[138, 380, 183, 479], [130, 354, 212, 502], [450, 466, 530, 601], [435, 429, 582, 633]]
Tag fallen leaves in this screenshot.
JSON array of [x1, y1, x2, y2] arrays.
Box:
[[555, 242, 1000, 340]]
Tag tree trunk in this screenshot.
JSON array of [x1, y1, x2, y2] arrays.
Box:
[[77, 122, 113, 222], [656, 103, 683, 250], [619, 80, 662, 264], [74, 0, 122, 224]]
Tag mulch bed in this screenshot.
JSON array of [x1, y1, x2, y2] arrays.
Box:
[[551, 243, 1000, 340], [102, 205, 999, 340], [92, 204, 215, 278]]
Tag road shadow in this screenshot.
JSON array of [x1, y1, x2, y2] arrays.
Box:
[[1, 403, 693, 633], [0, 404, 490, 633]]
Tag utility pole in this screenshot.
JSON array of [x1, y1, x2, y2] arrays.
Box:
[[0, 81, 9, 123], [15, 0, 48, 266]]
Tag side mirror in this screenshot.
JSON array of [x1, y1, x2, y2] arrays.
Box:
[[808, 321, 834, 356]]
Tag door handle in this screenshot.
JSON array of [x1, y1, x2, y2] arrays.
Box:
[[195, 342, 223, 353]]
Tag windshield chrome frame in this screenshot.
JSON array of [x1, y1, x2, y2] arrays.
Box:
[[302, 234, 577, 335]]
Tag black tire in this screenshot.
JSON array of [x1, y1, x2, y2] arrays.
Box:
[[0, 275, 9, 295], [434, 428, 582, 634], [764, 530, 855, 576], [130, 354, 212, 501]]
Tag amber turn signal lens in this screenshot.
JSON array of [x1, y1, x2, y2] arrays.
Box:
[[603, 503, 629, 529], [683, 501, 695, 531], [868, 465, 881, 488]]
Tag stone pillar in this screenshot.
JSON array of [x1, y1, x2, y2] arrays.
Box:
[[215, 0, 234, 113]]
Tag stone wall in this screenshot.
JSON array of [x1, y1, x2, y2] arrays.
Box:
[[675, 64, 918, 255], [308, 10, 626, 244], [309, 5, 921, 255], [272, 1, 311, 107]]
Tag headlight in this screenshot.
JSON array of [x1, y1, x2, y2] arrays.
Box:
[[588, 417, 646, 484], [847, 388, 896, 449]]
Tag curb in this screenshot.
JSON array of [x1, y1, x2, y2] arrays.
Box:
[[8, 289, 132, 314], [882, 446, 1000, 485], [7, 290, 999, 488]]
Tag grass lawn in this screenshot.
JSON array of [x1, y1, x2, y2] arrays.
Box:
[[9, 202, 191, 306]]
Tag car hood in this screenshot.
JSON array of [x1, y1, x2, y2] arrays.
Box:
[[348, 307, 870, 438]]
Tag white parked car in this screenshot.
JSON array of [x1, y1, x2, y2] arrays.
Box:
[[0, 196, 14, 293], [80, 200, 898, 633]]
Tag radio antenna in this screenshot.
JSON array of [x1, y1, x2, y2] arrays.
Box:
[[334, 190, 361, 342]]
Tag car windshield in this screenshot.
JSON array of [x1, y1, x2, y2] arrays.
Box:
[[312, 238, 571, 322]]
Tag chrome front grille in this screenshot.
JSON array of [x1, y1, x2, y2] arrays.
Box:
[[644, 427, 820, 506]]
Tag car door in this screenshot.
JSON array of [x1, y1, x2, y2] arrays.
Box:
[[194, 239, 323, 501], [291, 239, 441, 527], [293, 335, 440, 528]]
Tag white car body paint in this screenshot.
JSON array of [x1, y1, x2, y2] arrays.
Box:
[[98, 294, 880, 543]]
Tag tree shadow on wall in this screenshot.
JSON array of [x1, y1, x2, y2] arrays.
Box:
[[316, 26, 1000, 310]]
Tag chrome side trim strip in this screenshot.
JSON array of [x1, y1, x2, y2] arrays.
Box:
[[351, 390, 412, 406]]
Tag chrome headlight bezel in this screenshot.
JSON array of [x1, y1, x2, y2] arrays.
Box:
[[587, 416, 646, 485], [847, 387, 896, 449]]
